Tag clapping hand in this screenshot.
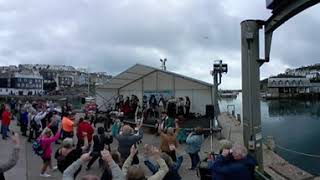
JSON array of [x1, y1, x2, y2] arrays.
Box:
[[80, 153, 92, 162], [101, 149, 113, 164], [130, 145, 138, 156]]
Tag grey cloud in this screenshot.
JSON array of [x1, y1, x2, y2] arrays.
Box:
[[0, 0, 319, 89]]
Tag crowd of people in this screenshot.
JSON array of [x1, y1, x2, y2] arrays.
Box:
[[113, 95, 191, 120], [0, 98, 257, 180]]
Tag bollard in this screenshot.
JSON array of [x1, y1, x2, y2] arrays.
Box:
[[237, 114, 241, 122]]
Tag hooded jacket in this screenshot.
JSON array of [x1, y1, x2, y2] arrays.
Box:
[[211, 154, 257, 180]]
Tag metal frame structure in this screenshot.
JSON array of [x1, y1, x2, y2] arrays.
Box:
[[241, 0, 320, 172]]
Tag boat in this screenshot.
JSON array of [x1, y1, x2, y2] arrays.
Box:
[[220, 92, 238, 99]]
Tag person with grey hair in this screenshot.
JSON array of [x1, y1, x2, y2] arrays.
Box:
[[54, 133, 89, 178], [115, 123, 143, 164], [211, 143, 257, 180]]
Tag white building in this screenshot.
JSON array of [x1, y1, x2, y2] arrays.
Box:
[[0, 71, 43, 96], [96, 64, 214, 115]]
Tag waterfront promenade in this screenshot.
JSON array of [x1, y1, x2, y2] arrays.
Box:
[[218, 112, 320, 180]]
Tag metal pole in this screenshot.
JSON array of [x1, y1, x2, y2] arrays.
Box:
[[87, 70, 90, 96], [241, 20, 263, 171], [213, 72, 220, 116]]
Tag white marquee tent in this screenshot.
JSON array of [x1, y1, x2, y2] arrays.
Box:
[[96, 64, 214, 115]]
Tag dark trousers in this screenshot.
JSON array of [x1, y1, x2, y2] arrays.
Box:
[[62, 130, 73, 139], [185, 106, 190, 116], [28, 126, 41, 142], [164, 150, 177, 162], [0, 172, 5, 180], [1, 125, 9, 139], [189, 152, 200, 169], [104, 118, 111, 131], [20, 123, 27, 136]]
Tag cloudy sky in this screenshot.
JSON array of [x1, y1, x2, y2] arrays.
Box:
[[0, 0, 319, 89]]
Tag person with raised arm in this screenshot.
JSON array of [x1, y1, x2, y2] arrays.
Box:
[[0, 133, 20, 180]]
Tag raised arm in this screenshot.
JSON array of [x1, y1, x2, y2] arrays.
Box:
[[44, 125, 62, 143], [148, 147, 169, 180], [101, 149, 124, 180], [62, 153, 91, 180], [122, 145, 137, 177]]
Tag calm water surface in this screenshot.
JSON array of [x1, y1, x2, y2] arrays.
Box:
[[219, 93, 320, 175]]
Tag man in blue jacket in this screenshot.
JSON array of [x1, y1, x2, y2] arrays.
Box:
[[210, 143, 257, 180]]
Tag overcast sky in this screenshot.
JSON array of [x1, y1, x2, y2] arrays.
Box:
[[0, 0, 319, 89]]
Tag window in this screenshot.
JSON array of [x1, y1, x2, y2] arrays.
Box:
[[17, 83, 20, 87]]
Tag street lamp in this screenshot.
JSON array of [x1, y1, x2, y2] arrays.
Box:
[[160, 58, 167, 71], [211, 60, 228, 117], [210, 60, 228, 151]]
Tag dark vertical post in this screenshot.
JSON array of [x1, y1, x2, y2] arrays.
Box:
[[241, 20, 263, 171]]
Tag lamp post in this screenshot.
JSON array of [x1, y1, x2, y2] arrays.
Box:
[[160, 58, 167, 71], [210, 60, 228, 151], [211, 60, 228, 117]]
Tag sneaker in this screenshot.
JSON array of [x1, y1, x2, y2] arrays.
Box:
[[40, 173, 51, 177], [52, 166, 58, 171]]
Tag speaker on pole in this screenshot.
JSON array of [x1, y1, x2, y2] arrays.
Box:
[[206, 105, 215, 118]]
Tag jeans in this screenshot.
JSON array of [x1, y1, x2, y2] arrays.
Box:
[[1, 125, 8, 139], [189, 152, 200, 169]]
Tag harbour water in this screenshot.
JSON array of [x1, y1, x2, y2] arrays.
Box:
[[219, 93, 320, 175]]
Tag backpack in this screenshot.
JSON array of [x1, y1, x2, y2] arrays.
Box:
[[32, 139, 44, 156]]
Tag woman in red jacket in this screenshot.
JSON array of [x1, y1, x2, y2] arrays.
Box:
[[1, 105, 11, 140], [76, 118, 94, 149]]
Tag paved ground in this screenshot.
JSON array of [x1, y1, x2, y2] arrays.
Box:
[[0, 122, 27, 180], [1, 120, 221, 180]]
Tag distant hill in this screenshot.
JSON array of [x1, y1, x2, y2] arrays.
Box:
[[296, 63, 320, 71]]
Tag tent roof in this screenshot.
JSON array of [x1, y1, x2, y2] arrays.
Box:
[[99, 63, 212, 89]]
